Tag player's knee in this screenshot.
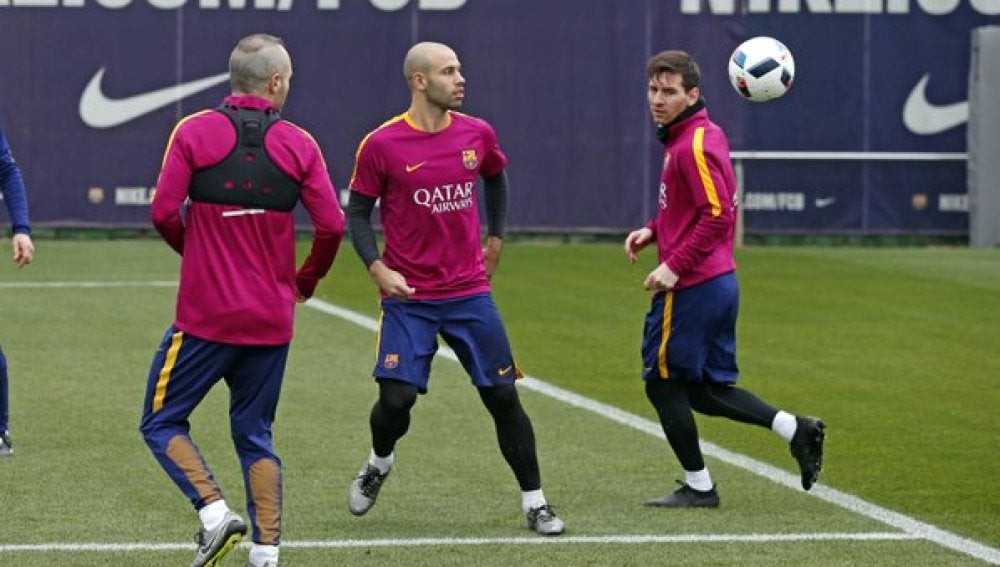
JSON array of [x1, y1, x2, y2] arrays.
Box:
[[684, 383, 712, 411], [479, 384, 521, 414], [138, 424, 174, 454], [645, 377, 683, 401], [138, 414, 159, 441], [378, 380, 418, 415]]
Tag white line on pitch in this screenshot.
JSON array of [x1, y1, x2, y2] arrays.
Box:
[[0, 532, 922, 553], [304, 298, 1000, 566], [3, 286, 991, 563]]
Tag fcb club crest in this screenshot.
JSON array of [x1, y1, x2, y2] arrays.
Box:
[[383, 353, 399, 369], [462, 149, 478, 170]]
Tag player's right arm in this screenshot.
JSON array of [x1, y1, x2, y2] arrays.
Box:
[[151, 115, 203, 254], [346, 134, 414, 299], [624, 226, 654, 263], [345, 193, 415, 300]]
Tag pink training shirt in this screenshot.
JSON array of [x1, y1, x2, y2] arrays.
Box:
[[645, 107, 737, 290], [349, 111, 507, 300], [152, 95, 345, 345]]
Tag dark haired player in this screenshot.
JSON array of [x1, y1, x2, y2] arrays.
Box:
[[625, 49, 825, 507]]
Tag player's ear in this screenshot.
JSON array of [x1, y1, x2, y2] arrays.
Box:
[[686, 86, 701, 105], [411, 72, 427, 91]]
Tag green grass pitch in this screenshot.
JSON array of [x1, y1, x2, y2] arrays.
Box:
[[0, 240, 996, 566]]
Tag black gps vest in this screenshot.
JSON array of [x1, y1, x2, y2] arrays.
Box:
[[189, 104, 302, 212]]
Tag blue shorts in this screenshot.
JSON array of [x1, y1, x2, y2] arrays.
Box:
[[373, 292, 521, 393], [641, 272, 739, 384], [140, 327, 289, 450]]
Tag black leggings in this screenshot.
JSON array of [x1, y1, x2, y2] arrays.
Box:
[[369, 380, 541, 491], [645, 379, 778, 472]]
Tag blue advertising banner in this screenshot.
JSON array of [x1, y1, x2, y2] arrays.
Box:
[[0, 0, 996, 234]]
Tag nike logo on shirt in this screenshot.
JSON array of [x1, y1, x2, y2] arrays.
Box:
[[405, 161, 427, 173], [902, 74, 969, 136], [79, 68, 230, 129]]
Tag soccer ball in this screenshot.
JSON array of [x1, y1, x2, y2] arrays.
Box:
[[728, 36, 795, 102]]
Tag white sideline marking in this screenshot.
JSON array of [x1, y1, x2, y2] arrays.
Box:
[[1, 287, 994, 563], [304, 298, 1000, 566], [0, 532, 920, 553]]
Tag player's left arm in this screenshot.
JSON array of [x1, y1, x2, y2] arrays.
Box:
[[479, 120, 509, 279], [664, 129, 734, 276], [482, 170, 507, 279], [0, 130, 34, 267]]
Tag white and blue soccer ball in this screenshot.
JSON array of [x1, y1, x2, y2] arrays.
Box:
[[728, 36, 795, 102]]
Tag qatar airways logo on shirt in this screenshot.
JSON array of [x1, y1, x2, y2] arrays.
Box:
[[413, 181, 475, 214]]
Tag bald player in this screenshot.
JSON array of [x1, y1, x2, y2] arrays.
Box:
[[344, 41, 565, 536]]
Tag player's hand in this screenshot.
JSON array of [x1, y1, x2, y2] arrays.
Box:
[[482, 236, 503, 279], [624, 228, 653, 263], [11, 233, 34, 268], [644, 262, 678, 292], [369, 260, 415, 300]]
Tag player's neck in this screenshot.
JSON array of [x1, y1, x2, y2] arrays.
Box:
[[406, 102, 451, 133]]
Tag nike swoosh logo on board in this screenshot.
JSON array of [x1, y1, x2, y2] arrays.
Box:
[[814, 197, 835, 208], [79, 68, 230, 129], [405, 161, 426, 173], [902, 74, 969, 136]]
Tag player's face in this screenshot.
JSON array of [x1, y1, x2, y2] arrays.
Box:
[[648, 72, 699, 125], [424, 50, 465, 111]]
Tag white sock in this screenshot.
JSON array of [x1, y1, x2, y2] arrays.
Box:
[[771, 410, 797, 442], [249, 544, 279, 566], [199, 500, 229, 531], [369, 449, 394, 475], [685, 468, 713, 492], [521, 489, 546, 513]]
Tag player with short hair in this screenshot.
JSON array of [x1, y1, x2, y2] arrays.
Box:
[[139, 33, 344, 567], [344, 41, 564, 536], [0, 125, 35, 458], [624, 49, 825, 507]]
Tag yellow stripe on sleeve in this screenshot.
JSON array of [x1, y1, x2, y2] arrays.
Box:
[[159, 110, 214, 169], [692, 127, 722, 217], [288, 122, 329, 169], [152, 331, 184, 412], [348, 113, 408, 188]]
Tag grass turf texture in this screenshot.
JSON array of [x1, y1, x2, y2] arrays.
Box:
[[0, 240, 996, 566]]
